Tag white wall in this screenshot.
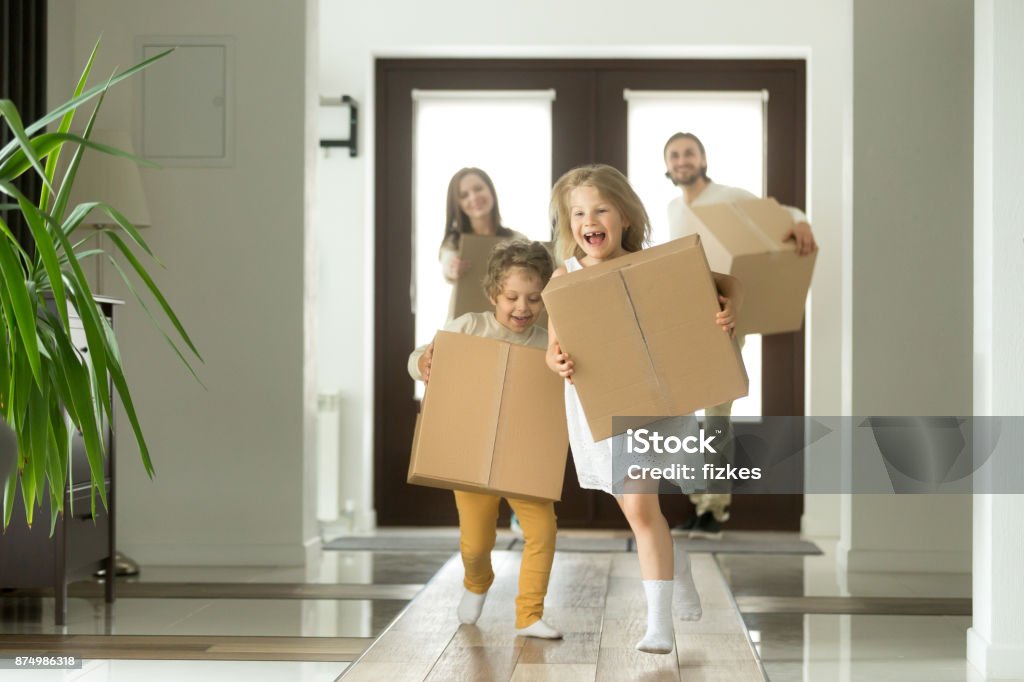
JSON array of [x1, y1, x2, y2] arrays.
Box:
[[851, 0, 974, 416], [968, 0, 1024, 676], [839, 0, 974, 574], [49, 0, 316, 564], [972, 6, 1024, 418], [317, 0, 851, 534]]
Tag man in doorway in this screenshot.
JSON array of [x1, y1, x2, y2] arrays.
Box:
[[663, 131, 816, 536]]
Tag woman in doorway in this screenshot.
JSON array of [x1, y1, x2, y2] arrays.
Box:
[[439, 167, 529, 284]]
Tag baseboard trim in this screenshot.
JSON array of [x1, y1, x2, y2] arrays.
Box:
[[356, 509, 377, 533], [837, 545, 971, 573], [968, 627, 1024, 678], [304, 534, 323, 566], [801, 514, 839, 539]]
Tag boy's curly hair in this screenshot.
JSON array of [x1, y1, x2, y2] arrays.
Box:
[[482, 240, 554, 298]]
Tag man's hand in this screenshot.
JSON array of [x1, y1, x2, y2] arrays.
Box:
[[783, 221, 817, 256], [418, 343, 434, 383]]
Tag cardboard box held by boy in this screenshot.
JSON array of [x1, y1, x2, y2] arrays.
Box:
[[408, 331, 569, 502], [542, 234, 749, 441]]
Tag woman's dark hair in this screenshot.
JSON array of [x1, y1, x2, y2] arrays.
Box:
[[440, 167, 512, 253]]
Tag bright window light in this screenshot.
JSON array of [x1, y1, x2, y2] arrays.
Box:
[[412, 91, 553, 398], [626, 90, 765, 417]]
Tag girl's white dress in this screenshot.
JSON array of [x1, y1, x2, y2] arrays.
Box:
[[562, 256, 701, 496]]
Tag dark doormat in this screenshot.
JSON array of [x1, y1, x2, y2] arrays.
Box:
[[671, 531, 823, 555]]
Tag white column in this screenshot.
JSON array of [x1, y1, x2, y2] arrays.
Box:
[[967, 0, 1024, 677], [843, 0, 974, 574]]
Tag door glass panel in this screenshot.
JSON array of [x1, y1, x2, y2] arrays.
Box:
[[412, 90, 553, 398], [625, 90, 765, 417]]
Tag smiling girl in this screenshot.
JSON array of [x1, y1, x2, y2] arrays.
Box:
[[545, 164, 740, 654]]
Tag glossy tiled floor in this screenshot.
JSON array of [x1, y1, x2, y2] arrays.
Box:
[[717, 539, 981, 681], [0, 530, 991, 681], [0, 548, 452, 681]]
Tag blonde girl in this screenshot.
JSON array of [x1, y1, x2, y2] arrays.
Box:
[[545, 164, 739, 654]]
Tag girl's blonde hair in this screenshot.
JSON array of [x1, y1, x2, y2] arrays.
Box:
[[549, 164, 650, 262], [482, 240, 554, 298]]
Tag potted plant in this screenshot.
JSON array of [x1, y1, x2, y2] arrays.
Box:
[[0, 41, 201, 531]]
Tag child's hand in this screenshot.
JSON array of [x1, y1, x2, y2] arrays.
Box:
[[783, 221, 817, 256], [716, 295, 737, 338], [443, 257, 472, 280], [418, 343, 434, 383], [547, 342, 575, 384]]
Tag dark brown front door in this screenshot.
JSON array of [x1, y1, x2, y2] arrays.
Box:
[[374, 58, 806, 529]]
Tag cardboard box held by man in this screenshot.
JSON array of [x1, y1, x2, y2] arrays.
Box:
[[690, 198, 816, 337]]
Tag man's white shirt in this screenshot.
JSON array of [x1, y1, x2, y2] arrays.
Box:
[[667, 182, 808, 241]]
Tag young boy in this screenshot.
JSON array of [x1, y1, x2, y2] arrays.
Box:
[[408, 239, 561, 639]]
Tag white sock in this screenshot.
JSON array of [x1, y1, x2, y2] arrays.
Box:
[[516, 619, 563, 639], [457, 588, 488, 625], [675, 545, 703, 621], [636, 580, 674, 654]]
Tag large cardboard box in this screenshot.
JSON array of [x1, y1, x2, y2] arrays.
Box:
[[408, 330, 568, 501], [541, 234, 748, 442], [690, 198, 816, 336], [448, 235, 503, 319], [449, 235, 553, 321]]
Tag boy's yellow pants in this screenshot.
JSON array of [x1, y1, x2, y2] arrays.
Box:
[[453, 490, 556, 628]]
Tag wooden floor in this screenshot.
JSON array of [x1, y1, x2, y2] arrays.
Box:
[[340, 550, 764, 681]]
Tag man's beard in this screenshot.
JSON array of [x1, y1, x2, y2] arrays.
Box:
[[673, 168, 704, 186]]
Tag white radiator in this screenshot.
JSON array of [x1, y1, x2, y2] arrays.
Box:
[[316, 392, 342, 522]]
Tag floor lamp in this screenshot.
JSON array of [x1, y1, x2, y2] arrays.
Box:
[[64, 130, 151, 295]]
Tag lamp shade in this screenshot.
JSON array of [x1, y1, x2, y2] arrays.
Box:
[[64, 130, 151, 228]]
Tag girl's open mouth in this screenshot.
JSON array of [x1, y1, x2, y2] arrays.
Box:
[[584, 231, 606, 246]]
